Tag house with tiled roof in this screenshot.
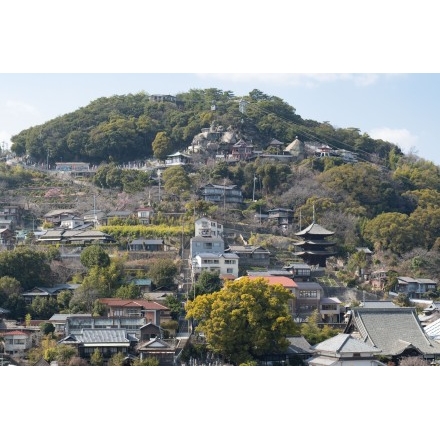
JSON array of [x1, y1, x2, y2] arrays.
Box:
[[37, 229, 116, 245], [97, 298, 169, 325], [137, 338, 176, 365], [307, 333, 385, 366], [0, 330, 33, 355], [394, 276, 437, 299], [58, 328, 134, 361], [344, 306, 440, 364], [22, 283, 80, 305], [225, 244, 271, 268]]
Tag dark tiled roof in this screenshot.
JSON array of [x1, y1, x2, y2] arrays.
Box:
[[351, 307, 440, 356]]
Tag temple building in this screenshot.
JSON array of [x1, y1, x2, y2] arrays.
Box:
[[293, 222, 337, 267]]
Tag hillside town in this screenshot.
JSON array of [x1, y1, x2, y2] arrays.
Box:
[[2, 92, 440, 367]]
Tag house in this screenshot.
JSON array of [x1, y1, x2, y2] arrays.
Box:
[[190, 235, 225, 258], [43, 209, 79, 226], [60, 215, 85, 229], [424, 316, 440, 340], [136, 207, 154, 225], [0, 228, 15, 248], [224, 245, 271, 268], [285, 336, 314, 365], [139, 322, 163, 341], [246, 269, 294, 279], [129, 278, 152, 295], [369, 269, 388, 290], [320, 297, 344, 323], [64, 315, 148, 339], [0, 330, 33, 355], [165, 151, 191, 166], [48, 313, 92, 334], [344, 306, 440, 364], [283, 263, 311, 281], [22, 283, 80, 305], [137, 337, 176, 366], [97, 298, 169, 326], [54, 162, 91, 175], [230, 139, 255, 161], [194, 217, 223, 238], [267, 207, 295, 229], [307, 333, 385, 366], [149, 94, 177, 103], [128, 238, 164, 252], [267, 138, 285, 154], [292, 281, 324, 320], [199, 183, 243, 204], [192, 252, 240, 280], [83, 209, 107, 226], [394, 277, 437, 299], [58, 328, 134, 361], [37, 229, 116, 245]]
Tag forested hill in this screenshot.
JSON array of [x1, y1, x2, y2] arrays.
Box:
[[10, 88, 403, 167]]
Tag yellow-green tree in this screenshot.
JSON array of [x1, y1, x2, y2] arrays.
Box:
[[152, 131, 172, 161], [90, 348, 104, 366], [300, 309, 340, 346], [185, 277, 298, 365]]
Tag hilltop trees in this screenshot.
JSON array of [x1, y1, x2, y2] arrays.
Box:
[[185, 277, 298, 365]]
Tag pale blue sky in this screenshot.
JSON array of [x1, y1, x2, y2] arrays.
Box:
[[1, 2, 440, 167], [1, 73, 439, 164]]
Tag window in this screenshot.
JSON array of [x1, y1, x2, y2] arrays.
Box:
[[299, 290, 318, 298], [227, 268, 233, 274]]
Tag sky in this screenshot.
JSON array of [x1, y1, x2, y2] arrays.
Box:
[[1, 73, 440, 164], [2, 3, 440, 164]]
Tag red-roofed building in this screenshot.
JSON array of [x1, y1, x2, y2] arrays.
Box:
[[247, 275, 297, 317], [0, 330, 33, 355], [97, 298, 170, 325]]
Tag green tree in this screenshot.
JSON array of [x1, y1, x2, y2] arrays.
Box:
[[162, 165, 191, 196], [108, 352, 126, 366], [39, 322, 55, 335], [0, 275, 22, 304], [165, 295, 183, 320], [115, 283, 142, 299], [90, 348, 104, 366], [0, 248, 52, 290], [133, 356, 160, 366], [152, 131, 172, 161], [300, 309, 340, 345], [194, 270, 222, 296], [185, 277, 298, 365], [147, 259, 178, 290], [80, 245, 111, 269]]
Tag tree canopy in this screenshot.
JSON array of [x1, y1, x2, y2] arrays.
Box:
[[185, 277, 298, 365]]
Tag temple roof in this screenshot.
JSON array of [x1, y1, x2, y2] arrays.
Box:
[[295, 221, 334, 237]]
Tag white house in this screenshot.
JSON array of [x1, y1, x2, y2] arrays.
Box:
[[0, 330, 33, 355], [192, 252, 239, 280], [194, 217, 223, 238]]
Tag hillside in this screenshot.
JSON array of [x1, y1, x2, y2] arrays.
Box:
[[9, 88, 402, 168], [4, 87, 440, 282]]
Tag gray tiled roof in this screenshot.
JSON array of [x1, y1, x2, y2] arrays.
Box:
[[312, 333, 382, 355], [80, 329, 130, 344], [424, 317, 440, 339], [351, 307, 440, 355]]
